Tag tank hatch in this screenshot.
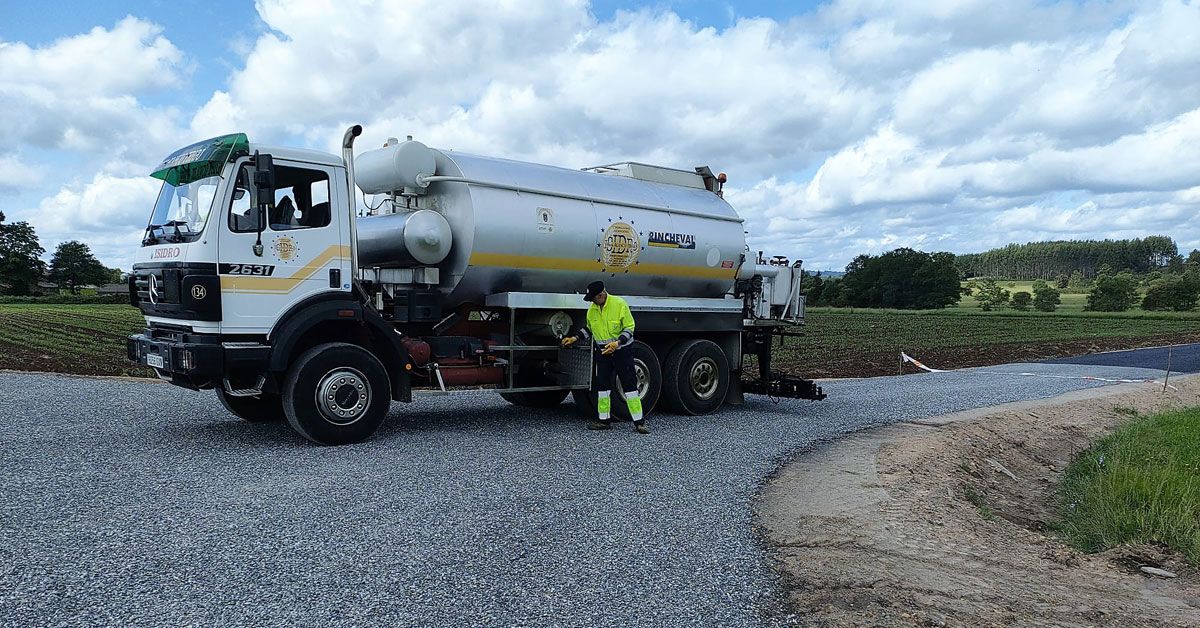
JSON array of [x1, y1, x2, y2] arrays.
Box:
[[582, 162, 706, 189]]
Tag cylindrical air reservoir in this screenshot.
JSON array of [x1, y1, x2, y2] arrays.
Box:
[[355, 140, 437, 195], [357, 209, 453, 267]]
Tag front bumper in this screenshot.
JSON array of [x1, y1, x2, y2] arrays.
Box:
[[127, 329, 270, 390]]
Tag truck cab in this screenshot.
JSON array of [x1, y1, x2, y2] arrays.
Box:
[[129, 127, 823, 446]]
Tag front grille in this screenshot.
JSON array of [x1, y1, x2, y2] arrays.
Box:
[[130, 262, 221, 322]]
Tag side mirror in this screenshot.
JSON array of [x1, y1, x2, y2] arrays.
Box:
[[252, 152, 274, 256], [253, 152, 275, 199]]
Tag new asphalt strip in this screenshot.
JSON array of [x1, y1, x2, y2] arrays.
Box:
[[0, 354, 1184, 626]]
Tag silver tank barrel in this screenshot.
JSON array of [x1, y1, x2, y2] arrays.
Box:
[[354, 144, 747, 306]]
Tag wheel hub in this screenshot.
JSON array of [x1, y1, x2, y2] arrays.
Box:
[[315, 367, 371, 424], [690, 357, 719, 399]]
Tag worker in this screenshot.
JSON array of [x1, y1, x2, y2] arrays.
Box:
[[560, 281, 648, 434]]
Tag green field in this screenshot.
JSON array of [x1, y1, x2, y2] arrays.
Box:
[[789, 307, 1200, 377], [1057, 406, 1200, 565], [0, 304, 151, 377], [3, 303, 1200, 379]]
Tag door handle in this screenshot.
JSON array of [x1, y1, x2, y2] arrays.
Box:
[[329, 268, 341, 288]]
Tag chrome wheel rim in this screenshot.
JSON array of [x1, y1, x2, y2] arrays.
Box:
[[690, 357, 719, 400], [315, 367, 371, 424]]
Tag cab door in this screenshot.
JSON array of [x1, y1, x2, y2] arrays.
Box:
[[218, 158, 351, 334]]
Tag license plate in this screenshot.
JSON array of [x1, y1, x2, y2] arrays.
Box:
[[146, 353, 165, 369]]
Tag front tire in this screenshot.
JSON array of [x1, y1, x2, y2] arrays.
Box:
[[215, 388, 285, 423], [661, 339, 730, 415], [282, 342, 391, 445]]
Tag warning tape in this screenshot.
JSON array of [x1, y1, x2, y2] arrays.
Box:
[[899, 352, 946, 373], [899, 352, 1178, 390]]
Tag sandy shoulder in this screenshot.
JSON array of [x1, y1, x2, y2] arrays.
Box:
[[756, 377, 1200, 627]]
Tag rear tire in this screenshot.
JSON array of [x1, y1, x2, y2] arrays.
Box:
[[499, 389, 569, 407], [661, 339, 729, 415], [215, 388, 285, 423], [282, 342, 391, 445], [573, 341, 661, 420]]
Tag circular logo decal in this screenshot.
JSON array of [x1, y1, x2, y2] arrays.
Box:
[[600, 222, 640, 269], [191, 285, 207, 300], [272, 236, 299, 262]]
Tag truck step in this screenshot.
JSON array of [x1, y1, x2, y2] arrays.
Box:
[[223, 376, 266, 398]]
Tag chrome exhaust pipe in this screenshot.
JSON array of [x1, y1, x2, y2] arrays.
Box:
[[342, 124, 363, 280]]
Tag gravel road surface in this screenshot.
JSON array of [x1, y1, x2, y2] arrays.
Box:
[[0, 362, 1173, 627], [1044, 341, 1200, 373]]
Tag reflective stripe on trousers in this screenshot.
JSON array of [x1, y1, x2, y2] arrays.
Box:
[[597, 390, 642, 421]]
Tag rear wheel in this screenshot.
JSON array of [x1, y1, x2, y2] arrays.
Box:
[[661, 339, 730, 415], [572, 340, 661, 420], [215, 388, 285, 423], [282, 342, 391, 445]]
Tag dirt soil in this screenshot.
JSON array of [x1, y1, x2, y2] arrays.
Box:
[[793, 332, 1200, 379], [756, 377, 1200, 627]]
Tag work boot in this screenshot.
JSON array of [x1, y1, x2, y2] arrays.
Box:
[[588, 419, 612, 430], [634, 421, 649, 434]]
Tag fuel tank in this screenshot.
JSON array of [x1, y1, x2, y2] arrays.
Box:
[[355, 143, 747, 307]]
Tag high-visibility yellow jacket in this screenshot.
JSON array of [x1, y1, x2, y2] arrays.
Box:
[[580, 294, 635, 348]]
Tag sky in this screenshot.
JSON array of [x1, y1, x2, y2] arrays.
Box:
[[2, 0, 1199, 272]]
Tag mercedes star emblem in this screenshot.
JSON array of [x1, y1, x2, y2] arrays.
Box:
[[148, 274, 160, 305]]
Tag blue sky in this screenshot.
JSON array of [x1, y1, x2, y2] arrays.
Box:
[[2, 0, 1199, 271]]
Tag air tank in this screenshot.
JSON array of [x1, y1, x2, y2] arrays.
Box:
[[354, 141, 747, 307]]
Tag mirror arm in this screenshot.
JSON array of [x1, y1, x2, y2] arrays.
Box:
[[251, 150, 274, 257]]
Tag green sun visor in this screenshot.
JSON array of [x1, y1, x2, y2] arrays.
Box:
[[150, 133, 249, 186]]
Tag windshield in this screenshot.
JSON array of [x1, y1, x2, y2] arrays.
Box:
[[143, 176, 220, 245]]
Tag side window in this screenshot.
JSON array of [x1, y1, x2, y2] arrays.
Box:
[[228, 164, 257, 233], [228, 163, 332, 233], [270, 165, 331, 231]]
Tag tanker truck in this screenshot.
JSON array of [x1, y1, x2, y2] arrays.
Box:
[[127, 126, 825, 445]]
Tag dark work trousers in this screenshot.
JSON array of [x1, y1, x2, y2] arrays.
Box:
[[595, 345, 638, 394]]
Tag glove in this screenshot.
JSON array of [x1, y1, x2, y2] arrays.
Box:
[[560, 336, 578, 348], [601, 341, 620, 355]]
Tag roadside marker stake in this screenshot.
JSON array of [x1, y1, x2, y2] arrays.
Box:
[[898, 352, 1178, 391], [1163, 346, 1173, 393]]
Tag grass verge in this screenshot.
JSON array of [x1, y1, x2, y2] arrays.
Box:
[[1057, 406, 1200, 565]]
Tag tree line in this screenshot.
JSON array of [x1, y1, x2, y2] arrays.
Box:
[[956, 236, 1188, 280], [0, 212, 121, 296], [803, 248, 962, 309], [803, 238, 1200, 313]]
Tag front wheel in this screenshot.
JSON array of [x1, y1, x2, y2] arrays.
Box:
[[282, 343, 392, 445], [215, 387, 285, 423]]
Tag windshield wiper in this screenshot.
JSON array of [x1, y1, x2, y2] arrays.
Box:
[[143, 221, 194, 245], [161, 220, 195, 243]]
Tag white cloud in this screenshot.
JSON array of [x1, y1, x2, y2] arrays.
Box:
[[8, 0, 1200, 272], [0, 17, 187, 158], [24, 174, 161, 269], [0, 154, 40, 190]]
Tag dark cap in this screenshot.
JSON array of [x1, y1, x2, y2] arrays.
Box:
[[584, 280, 605, 302]]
